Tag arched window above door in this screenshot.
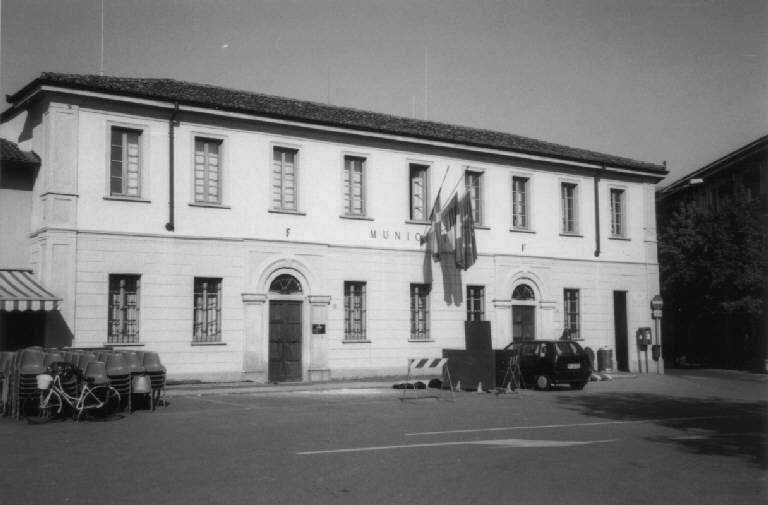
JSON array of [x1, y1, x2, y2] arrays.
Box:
[[512, 284, 535, 301], [269, 274, 302, 295]]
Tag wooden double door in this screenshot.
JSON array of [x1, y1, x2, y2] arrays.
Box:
[[512, 305, 535, 341], [268, 301, 302, 382]]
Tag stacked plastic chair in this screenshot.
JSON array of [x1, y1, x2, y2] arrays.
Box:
[[104, 352, 131, 412], [0, 351, 15, 415], [13, 347, 46, 419], [123, 351, 151, 412], [140, 351, 166, 410], [83, 361, 109, 386], [76, 352, 98, 375], [2, 346, 167, 420]]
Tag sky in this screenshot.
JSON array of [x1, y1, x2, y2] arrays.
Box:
[[1, 0, 766, 185]]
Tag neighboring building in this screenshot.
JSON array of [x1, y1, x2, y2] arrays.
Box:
[[0, 72, 667, 381], [0, 138, 65, 350], [656, 135, 768, 370], [658, 135, 767, 213]]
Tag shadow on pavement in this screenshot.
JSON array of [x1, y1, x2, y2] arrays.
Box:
[[556, 393, 768, 468]]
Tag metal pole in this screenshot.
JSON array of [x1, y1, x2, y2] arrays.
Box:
[[645, 348, 649, 374], [654, 319, 660, 374]]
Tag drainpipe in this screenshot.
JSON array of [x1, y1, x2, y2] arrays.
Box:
[[593, 165, 604, 257], [165, 102, 179, 232]]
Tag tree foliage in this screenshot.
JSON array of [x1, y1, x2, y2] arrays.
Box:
[[658, 198, 766, 318]]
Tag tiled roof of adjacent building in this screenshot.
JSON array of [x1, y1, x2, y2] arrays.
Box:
[[5, 72, 666, 174], [0, 137, 40, 164], [657, 134, 767, 198]]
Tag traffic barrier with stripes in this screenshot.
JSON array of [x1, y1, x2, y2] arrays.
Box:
[[400, 357, 455, 402]]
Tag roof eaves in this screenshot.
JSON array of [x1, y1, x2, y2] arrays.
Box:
[[659, 134, 768, 194], [5, 72, 668, 175]]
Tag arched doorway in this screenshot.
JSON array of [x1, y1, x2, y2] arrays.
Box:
[[512, 284, 536, 341], [268, 274, 303, 382]]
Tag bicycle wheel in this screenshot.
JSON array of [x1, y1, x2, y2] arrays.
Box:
[[25, 390, 63, 424], [81, 385, 121, 420]]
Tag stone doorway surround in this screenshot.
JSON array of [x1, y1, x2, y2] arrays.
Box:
[[241, 255, 331, 383]]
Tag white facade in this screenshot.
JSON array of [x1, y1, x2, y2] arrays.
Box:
[[0, 77, 666, 381]]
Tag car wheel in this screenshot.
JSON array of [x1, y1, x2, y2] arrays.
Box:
[[570, 382, 587, 390], [535, 375, 551, 390]]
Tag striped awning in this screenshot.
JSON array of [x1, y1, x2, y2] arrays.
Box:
[[0, 269, 61, 311]]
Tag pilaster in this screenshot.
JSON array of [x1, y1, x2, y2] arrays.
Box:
[[308, 295, 332, 381], [242, 293, 267, 380], [492, 299, 512, 348]]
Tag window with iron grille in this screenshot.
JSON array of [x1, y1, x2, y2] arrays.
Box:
[[273, 146, 298, 211], [409, 163, 429, 221], [466, 285, 485, 321], [343, 156, 366, 216], [108, 275, 140, 344], [110, 127, 141, 197], [194, 138, 222, 204], [610, 188, 626, 237], [410, 283, 431, 341], [512, 176, 529, 230], [561, 182, 578, 234], [344, 282, 367, 341], [465, 171, 482, 224], [563, 288, 580, 340], [194, 278, 222, 343]]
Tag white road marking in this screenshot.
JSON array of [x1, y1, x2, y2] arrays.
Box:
[[405, 415, 747, 436], [298, 438, 615, 455], [193, 396, 254, 409]]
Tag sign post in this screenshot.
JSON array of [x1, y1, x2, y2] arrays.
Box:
[[650, 295, 664, 374]]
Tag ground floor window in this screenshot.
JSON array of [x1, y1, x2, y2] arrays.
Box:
[[344, 281, 367, 341], [410, 283, 431, 341], [563, 288, 580, 339], [194, 277, 222, 343], [108, 274, 140, 343]]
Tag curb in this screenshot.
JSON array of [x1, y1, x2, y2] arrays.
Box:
[[164, 380, 396, 397], [590, 372, 638, 381]]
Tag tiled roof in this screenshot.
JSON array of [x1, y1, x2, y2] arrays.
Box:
[[5, 72, 666, 174], [0, 137, 40, 164]]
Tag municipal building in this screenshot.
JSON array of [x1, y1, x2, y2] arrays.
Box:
[[0, 73, 668, 381]]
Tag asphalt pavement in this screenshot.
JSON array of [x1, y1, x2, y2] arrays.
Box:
[[3, 367, 765, 505]]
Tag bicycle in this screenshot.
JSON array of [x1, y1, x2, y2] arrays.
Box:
[[25, 363, 121, 424]]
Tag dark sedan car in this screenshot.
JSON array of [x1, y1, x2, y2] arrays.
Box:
[[500, 340, 592, 390]]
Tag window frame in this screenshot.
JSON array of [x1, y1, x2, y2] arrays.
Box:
[[511, 174, 532, 231], [193, 277, 222, 344], [342, 153, 368, 218], [107, 274, 141, 344], [560, 181, 580, 235], [609, 186, 628, 238], [466, 285, 485, 322], [563, 288, 581, 340], [409, 283, 431, 341], [105, 122, 149, 201], [343, 281, 368, 342], [192, 135, 225, 206], [271, 143, 301, 213], [408, 161, 431, 222], [464, 169, 484, 226]]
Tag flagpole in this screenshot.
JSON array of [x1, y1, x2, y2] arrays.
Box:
[[424, 166, 450, 221], [420, 166, 449, 243], [99, 0, 104, 76]]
